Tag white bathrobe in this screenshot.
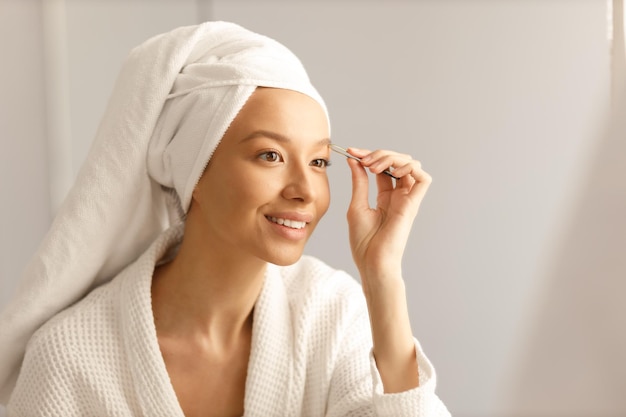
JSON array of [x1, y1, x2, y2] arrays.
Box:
[[7, 226, 450, 417]]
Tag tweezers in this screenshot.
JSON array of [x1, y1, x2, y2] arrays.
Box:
[[329, 144, 399, 180]]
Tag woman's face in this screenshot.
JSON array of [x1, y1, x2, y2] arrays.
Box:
[[190, 87, 331, 266]]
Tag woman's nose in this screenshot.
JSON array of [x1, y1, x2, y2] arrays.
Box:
[[281, 163, 315, 203]]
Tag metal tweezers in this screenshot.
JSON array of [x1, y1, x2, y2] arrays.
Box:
[[329, 144, 399, 180]]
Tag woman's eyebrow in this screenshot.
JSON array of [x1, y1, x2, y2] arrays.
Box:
[[240, 130, 330, 147]]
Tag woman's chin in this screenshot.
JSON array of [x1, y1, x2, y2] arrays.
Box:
[[262, 249, 305, 267]]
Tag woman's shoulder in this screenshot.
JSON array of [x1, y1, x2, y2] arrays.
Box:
[[13, 274, 136, 394], [9, 275, 145, 414], [27, 242, 157, 353], [275, 255, 367, 321], [26, 277, 123, 365], [279, 255, 362, 296]]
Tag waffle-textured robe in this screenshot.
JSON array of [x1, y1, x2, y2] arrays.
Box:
[[7, 227, 450, 417]]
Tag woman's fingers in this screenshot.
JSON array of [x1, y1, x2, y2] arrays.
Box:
[[343, 148, 432, 211], [349, 148, 412, 177], [355, 150, 418, 182], [390, 160, 431, 184], [376, 167, 395, 194], [392, 160, 432, 202], [343, 148, 431, 206], [345, 147, 371, 159]]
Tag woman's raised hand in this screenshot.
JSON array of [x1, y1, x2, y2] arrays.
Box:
[[344, 148, 432, 295]]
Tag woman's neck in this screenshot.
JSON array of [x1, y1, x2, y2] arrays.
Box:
[[151, 223, 267, 349]]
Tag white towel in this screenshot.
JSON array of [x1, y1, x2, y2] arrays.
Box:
[[0, 21, 328, 403]]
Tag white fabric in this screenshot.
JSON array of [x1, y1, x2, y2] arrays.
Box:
[[7, 227, 450, 417], [0, 21, 327, 402]]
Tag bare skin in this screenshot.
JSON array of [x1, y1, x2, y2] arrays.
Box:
[[151, 87, 432, 416]]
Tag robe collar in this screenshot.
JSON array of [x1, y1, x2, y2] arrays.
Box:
[[244, 262, 297, 417]]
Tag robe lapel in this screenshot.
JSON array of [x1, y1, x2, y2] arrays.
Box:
[[121, 226, 186, 416], [244, 263, 297, 417]]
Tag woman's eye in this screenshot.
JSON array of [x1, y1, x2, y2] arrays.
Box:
[[259, 151, 282, 163], [310, 158, 331, 168]]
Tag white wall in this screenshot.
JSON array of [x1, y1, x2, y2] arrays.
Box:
[[0, 3, 48, 416], [2, 1, 624, 416], [0, 1, 49, 314]]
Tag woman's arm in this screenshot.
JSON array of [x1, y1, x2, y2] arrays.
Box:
[[344, 148, 432, 393]]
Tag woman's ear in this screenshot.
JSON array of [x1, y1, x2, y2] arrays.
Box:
[[191, 164, 210, 205], [191, 184, 199, 201], [190, 182, 202, 206], [186, 191, 202, 222]]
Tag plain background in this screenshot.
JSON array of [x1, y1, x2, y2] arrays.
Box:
[[1, 1, 625, 416]]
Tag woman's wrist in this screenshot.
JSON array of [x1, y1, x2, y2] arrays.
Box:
[[360, 269, 419, 393], [357, 263, 403, 296]]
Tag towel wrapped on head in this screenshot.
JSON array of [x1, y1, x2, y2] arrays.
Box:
[[0, 21, 328, 403]]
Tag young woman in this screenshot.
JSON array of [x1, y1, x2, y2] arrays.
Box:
[[0, 22, 450, 417]]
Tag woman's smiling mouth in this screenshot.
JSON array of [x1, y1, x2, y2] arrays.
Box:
[[265, 216, 307, 229]]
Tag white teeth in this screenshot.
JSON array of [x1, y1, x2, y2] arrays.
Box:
[[267, 216, 306, 229]]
